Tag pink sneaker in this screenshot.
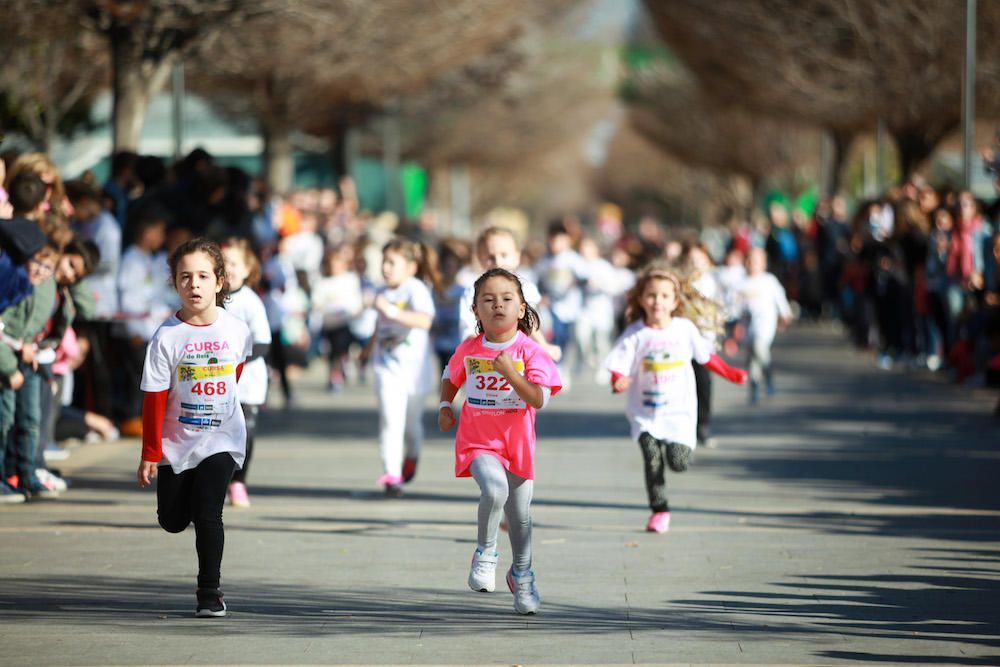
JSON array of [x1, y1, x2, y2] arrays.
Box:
[[376, 474, 404, 498], [646, 511, 670, 533], [228, 481, 250, 508]]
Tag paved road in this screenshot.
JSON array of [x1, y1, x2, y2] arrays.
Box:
[[1, 323, 998, 666]]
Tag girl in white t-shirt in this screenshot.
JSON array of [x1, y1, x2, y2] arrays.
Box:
[[136, 238, 252, 618], [221, 238, 272, 508], [360, 238, 440, 497], [604, 265, 746, 534]]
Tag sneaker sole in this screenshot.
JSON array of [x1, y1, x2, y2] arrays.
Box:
[[195, 608, 227, 618], [469, 579, 495, 593]]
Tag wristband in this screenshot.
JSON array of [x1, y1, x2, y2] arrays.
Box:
[[439, 401, 453, 411], [384, 304, 401, 318]]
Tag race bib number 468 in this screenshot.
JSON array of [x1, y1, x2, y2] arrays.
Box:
[[465, 356, 526, 410]]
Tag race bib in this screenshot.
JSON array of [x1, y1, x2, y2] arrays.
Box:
[[465, 356, 526, 410], [176, 362, 236, 430], [639, 351, 685, 409]]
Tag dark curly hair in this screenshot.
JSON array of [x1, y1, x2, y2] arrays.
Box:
[[471, 267, 540, 336], [168, 236, 229, 307]]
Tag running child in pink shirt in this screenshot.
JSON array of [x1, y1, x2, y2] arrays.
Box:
[[439, 268, 561, 615]]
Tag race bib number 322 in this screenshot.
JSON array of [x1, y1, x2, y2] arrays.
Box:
[[465, 356, 526, 410]]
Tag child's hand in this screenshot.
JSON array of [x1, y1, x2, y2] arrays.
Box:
[[544, 342, 562, 363], [612, 375, 632, 393], [137, 460, 158, 488], [20, 344, 36, 367], [493, 351, 518, 379], [6, 370, 24, 391], [438, 406, 456, 431], [374, 295, 396, 318]]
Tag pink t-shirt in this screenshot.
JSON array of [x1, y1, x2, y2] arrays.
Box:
[[447, 331, 562, 480]]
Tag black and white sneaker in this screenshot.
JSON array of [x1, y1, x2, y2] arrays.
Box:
[[195, 589, 227, 617]]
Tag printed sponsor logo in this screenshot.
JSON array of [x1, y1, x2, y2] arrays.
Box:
[[467, 397, 497, 406], [466, 357, 524, 375], [177, 363, 233, 382], [180, 402, 212, 411]]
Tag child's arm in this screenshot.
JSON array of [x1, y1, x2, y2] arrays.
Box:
[[704, 353, 748, 384], [358, 326, 377, 365], [137, 389, 168, 487], [610, 371, 631, 393], [494, 351, 545, 409], [374, 295, 432, 330], [438, 378, 460, 431]]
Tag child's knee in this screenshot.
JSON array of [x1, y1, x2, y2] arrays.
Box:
[[482, 487, 508, 510], [666, 442, 693, 472], [158, 516, 189, 533]]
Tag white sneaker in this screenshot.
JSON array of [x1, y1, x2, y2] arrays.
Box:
[[35, 468, 68, 492], [468, 548, 498, 592], [506, 566, 540, 614]]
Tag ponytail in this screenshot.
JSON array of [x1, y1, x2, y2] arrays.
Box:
[[383, 237, 442, 293], [414, 241, 443, 294]]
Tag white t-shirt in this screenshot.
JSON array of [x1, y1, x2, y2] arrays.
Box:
[[117, 246, 171, 341], [373, 277, 435, 391], [140, 309, 253, 473], [535, 249, 586, 322], [225, 287, 272, 406], [457, 273, 542, 341], [74, 210, 121, 319], [311, 271, 362, 330], [604, 318, 712, 448], [737, 272, 792, 344]]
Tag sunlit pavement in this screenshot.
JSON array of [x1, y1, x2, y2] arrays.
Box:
[[1, 322, 998, 666]]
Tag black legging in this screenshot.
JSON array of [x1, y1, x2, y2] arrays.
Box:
[[231, 404, 258, 484], [156, 452, 237, 590], [692, 361, 712, 442], [638, 433, 693, 513]]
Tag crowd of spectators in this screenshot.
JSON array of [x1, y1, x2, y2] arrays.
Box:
[[1, 143, 998, 502]]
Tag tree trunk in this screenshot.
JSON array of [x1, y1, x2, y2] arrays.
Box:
[[262, 121, 294, 193], [823, 128, 852, 197], [110, 26, 175, 151], [328, 112, 350, 180], [892, 123, 958, 182]]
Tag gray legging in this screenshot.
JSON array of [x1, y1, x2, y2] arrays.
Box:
[[469, 454, 533, 574]]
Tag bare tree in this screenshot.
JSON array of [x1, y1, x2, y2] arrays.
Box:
[[188, 0, 536, 190], [388, 0, 623, 220], [625, 58, 820, 192], [0, 2, 107, 151], [644, 0, 1000, 179], [75, 0, 284, 151]]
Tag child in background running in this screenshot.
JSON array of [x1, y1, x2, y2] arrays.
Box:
[[455, 226, 561, 358], [221, 238, 271, 508], [136, 238, 252, 617], [605, 265, 746, 534], [681, 243, 722, 446], [439, 268, 562, 615], [310, 243, 362, 392], [361, 238, 439, 497], [737, 247, 792, 404]]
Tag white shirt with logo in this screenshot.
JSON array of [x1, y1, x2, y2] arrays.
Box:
[[225, 287, 272, 406], [141, 309, 252, 473], [604, 318, 712, 448], [373, 277, 436, 392]]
